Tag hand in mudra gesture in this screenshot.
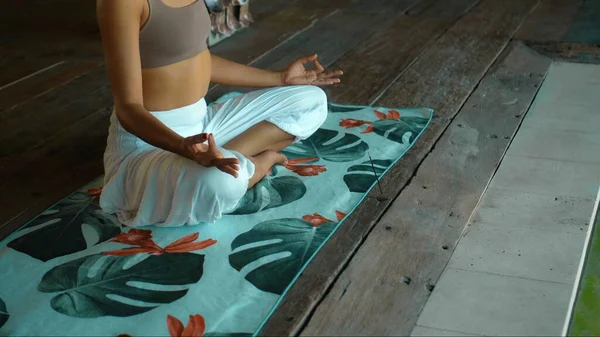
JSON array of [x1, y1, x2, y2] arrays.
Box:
[[281, 54, 343, 86], [183, 133, 240, 178]]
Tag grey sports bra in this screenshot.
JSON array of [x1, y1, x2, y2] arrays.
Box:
[[139, 0, 212, 69]]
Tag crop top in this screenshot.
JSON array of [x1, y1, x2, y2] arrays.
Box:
[[139, 0, 212, 68]]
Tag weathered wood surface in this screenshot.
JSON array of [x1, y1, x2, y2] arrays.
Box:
[[326, 0, 481, 105], [301, 41, 551, 336], [0, 0, 414, 238], [0, 109, 111, 241], [258, 0, 539, 335], [514, 0, 583, 42], [526, 41, 600, 64], [0, 1, 354, 238], [207, 0, 420, 101], [210, 5, 337, 65], [0, 60, 103, 112], [0, 64, 112, 157], [0, 0, 100, 87], [564, 0, 600, 44]]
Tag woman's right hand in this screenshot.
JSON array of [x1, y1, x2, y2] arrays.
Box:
[[182, 133, 240, 177]]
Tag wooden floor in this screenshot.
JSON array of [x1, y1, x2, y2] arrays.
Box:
[[413, 61, 600, 336], [1, 0, 600, 335]]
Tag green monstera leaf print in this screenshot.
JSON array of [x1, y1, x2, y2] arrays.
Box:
[[344, 159, 393, 193], [0, 297, 8, 329], [231, 167, 306, 215], [371, 116, 428, 144], [229, 215, 339, 295], [8, 191, 121, 262], [282, 128, 369, 163], [38, 252, 206, 318], [327, 102, 364, 113]]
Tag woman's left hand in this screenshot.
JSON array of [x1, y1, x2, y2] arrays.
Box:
[[281, 54, 343, 86]]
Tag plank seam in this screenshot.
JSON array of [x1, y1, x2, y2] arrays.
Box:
[[296, 2, 544, 334], [403, 6, 546, 328], [368, 0, 484, 106], [0, 61, 65, 92]]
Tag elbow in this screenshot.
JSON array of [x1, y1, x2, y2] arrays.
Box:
[[114, 102, 142, 133]]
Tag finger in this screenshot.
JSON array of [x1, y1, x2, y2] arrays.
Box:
[[187, 133, 209, 145], [221, 163, 240, 172], [313, 57, 325, 73], [295, 54, 318, 65], [314, 78, 341, 86], [218, 165, 239, 178], [317, 70, 344, 79], [212, 157, 241, 166], [207, 133, 219, 154]]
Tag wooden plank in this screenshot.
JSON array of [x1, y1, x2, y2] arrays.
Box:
[[0, 59, 102, 112], [565, 0, 600, 44], [0, 0, 357, 238], [514, 0, 583, 42], [257, 0, 538, 335], [0, 0, 101, 87], [207, 0, 420, 101], [210, 5, 336, 65], [302, 41, 551, 336], [0, 64, 112, 158], [525, 41, 600, 64], [0, 109, 111, 239], [325, 0, 481, 105]]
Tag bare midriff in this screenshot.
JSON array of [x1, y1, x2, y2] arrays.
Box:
[[140, 0, 211, 112], [141, 50, 211, 111]]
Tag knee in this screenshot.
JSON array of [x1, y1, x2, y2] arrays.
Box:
[[300, 85, 327, 112], [294, 85, 328, 127], [201, 168, 249, 209]]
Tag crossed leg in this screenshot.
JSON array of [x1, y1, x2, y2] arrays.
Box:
[[224, 121, 294, 188], [205, 85, 328, 189]]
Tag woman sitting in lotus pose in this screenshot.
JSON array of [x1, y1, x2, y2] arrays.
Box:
[[96, 0, 342, 227]]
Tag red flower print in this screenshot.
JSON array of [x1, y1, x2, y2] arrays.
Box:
[[110, 228, 153, 245], [163, 233, 217, 253], [339, 118, 372, 129], [167, 314, 205, 337], [284, 157, 326, 176], [87, 187, 103, 196], [103, 230, 216, 256], [374, 110, 387, 120], [109, 228, 161, 252], [285, 164, 327, 176], [336, 211, 347, 221], [374, 109, 401, 120], [388, 109, 401, 120], [286, 157, 319, 165], [361, 125, 375, 134], [303, 213, 334, 227]]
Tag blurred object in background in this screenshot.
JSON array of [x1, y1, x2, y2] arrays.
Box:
[[206, 0, 252, 46]]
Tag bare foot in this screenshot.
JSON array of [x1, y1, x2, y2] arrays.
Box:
[[271, 151, 288, 166], [247, 151, 288, 189]]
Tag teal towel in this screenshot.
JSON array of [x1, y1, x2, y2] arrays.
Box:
[[0, 96, 432, 336]]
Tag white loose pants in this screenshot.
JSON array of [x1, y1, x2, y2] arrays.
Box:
[[100, 85, 328, 227]]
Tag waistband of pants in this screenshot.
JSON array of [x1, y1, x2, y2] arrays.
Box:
[[147, 97, 207, 128]]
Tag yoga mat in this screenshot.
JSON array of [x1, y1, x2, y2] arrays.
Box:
[[564, 185, 600, 337], [0, 94, 432, 336]]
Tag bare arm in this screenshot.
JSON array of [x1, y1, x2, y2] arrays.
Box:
[[210, 54, 343, 88], [97, 0, 239, 175], [210, 55, 283, 87], [97, 0, 188, 156]]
